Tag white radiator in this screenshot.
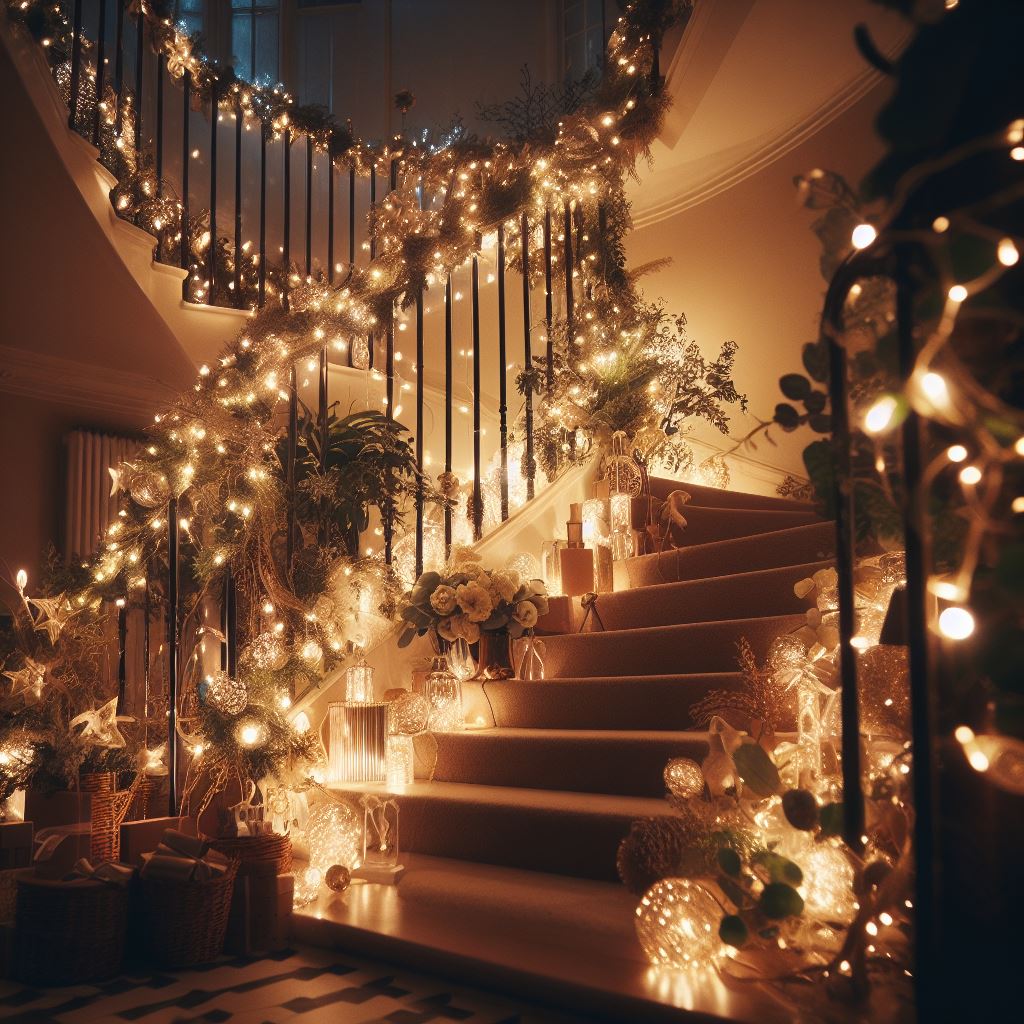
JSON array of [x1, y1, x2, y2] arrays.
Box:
[[64, 429, 138, 560]]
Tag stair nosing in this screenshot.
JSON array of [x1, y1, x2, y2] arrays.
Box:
[[542, 610, 804, 640]]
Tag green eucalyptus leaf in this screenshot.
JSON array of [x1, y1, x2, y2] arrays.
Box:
[[819, 802, 845, 837], [719, 914, 749, 948], [779, 374, 811, 401], [751, 849, 803, 886], [717, 847, 742, 877], [760, 882, 804, 920], [733, 742, 783, 798]]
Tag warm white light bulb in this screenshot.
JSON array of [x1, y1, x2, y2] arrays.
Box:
[[997, 238, 1019, 267], [938, 606, 975, 640], [851, 223, 877, 250], [864, 395, 898, 434], [947, 444, 968, 463], [920, 371, 949, 404], [959, 465, 982, 486], [15, 569, 27, 591], [948, 284, 968, 303]]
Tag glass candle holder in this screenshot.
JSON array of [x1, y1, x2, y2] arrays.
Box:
[[362, 794, 399, 870], [426, 655, 464, 732]]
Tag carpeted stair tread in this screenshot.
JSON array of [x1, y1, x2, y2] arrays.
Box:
[[624, 520, 835, 587], [541, 613, 805, 678], [481, 673, 748, 730], [432, 727, 708, 797], [635, 502, 818, 547], [587, 559, 831, 630], [646, 476, 816, 512], [332, 780, 672, 881], [293, 851, 787, 1023]]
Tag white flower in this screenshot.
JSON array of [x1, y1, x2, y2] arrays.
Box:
[[450, 614, 480, 644], [490, 568, 520, 604], [430, 584, 458, 616], [514, 600, 538, 629], [456, 581, 493, 623]]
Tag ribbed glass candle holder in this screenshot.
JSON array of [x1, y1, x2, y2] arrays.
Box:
[[327, 701, 388, 783]]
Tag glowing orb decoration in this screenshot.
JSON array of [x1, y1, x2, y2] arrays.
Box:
[[505, 551, 541, 582], [635, 878, 724, 969], [293, 865, 322, 908], [307, 800, 363, 873], [325, 864, 351, 892], [663, 758, 704, 800], [387, 690, 430, 735], [204, 671, 248, 715], [799, 844, 857, 923], [235, 719, 265, 747], [247, 631, 288, 670]]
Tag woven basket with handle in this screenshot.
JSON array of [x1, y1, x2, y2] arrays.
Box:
[[15, 875, 128, 984], [80, 771, 142, 863], [137, 857, 239, 967], [209, 832, 292, 876]]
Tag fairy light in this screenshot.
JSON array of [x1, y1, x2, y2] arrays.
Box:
[[851, 223, 877, 249], [938, 606, 975, 640], [947, 444, 968, 462], [948, 284, 968, 303], [959, 465, 982, 486], [997, 238, 1019, 266], [864, 395, 898, 433]]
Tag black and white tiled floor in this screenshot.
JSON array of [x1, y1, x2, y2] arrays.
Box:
[[0, 946, 591, 1024]]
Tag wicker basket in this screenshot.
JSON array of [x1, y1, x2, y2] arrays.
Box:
[[209, 833, 292, 876], [14, 876, 128, 985], [0, 868, 33, 923], [80, 772, 142, 863], [137, 858, 239, 968]]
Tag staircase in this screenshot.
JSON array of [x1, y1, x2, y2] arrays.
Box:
[[295, 480, 834, 1023]]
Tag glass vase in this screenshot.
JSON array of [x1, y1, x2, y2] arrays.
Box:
[[362, 794, 399, 869], [515, 632, 545, 681], [426, 654, 464, 732]]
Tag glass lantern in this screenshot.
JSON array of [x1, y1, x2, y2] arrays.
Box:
[[345, 657, 375, 703], [426, 654, 463, 732]]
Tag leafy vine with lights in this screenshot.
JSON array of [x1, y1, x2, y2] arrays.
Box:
[[1, 0, 698, 814]]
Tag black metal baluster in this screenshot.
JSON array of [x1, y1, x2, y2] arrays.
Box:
[[444, 274, 453, 556], [166, 498, 179, 815], [155, 53, 164, 189], [543, 208, 554, 391], [180, 76, 191, 297], [286, 363, 297, 568], [471, 254, 482, 541], [415, 288, 424, 577], [318, 341, 329, 545], [92, 0, 108, 148], [258, 125, 267, 306], [521, 212, 535, 501], [233, 96, 242, 305], [497, 225, 509, 521], [563, 200, 575, 338], [597, 202, 607, 282], [348, 165, 356, 266], [222, 573, 237, 677], [281, 125, 292, 309], [305, 136, 313, 276], [133, 9, 143, 155], [367, 166, 376, 369], [327, 151, 335, 284], [895, 272, 939, 1012], [116, 601, 127, 714], [69, 0, 84, 133], [208, 76, 219, 304], [113, 0, 125, 132]]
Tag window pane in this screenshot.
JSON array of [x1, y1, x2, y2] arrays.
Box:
[[254, 13, 279, 81], [585, 24, 603, 70], [180, 0, 204, 14], [232, 12, 253, 80], [565, 34, 586, 77]]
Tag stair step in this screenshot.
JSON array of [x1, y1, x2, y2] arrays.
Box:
[[294, 852, 786, 1023], [433, 728, 707, 797], [647, 476, 815, 513], [588, 560, 830, 630], [480, 673, 748, 730], [631, 503, 818, 547], [625, 521, 835, 587], [542, 613, 805, 678], [330, 780, 671, 881]]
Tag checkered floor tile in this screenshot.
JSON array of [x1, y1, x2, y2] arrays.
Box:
[[0, 945, 591, 1023]]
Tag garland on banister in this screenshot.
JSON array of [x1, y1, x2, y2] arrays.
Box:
[[2, 0, 720, 810]]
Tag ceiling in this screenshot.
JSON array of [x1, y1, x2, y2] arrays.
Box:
[[628, 0, 909, 227]]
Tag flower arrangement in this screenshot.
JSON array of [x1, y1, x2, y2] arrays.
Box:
[[397, 549, 549, 648]]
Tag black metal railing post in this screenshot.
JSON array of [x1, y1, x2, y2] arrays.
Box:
[[180, 74, 191, 297], [521, 211, 535, 500], [471, 253, 483, 541], [415, 288, 425, 576], [282, 126, 291, 311], [543, 207, 554, 391], [444, 273, 453, 556], [69, 0, 84, 132], [233, 96, 243, 305], [305, 136, 313, 276], [258, 124, 267, 306], [497, 224, 509, 520], [133, 8, 143, 154], [166, 498, 179, 815], [207, 75, 219, 304], [92, 0, 108, 148]]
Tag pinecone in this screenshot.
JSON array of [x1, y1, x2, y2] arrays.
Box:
[[616, 814, 718, 896]]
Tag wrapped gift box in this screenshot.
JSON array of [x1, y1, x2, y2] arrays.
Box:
[[119, 816, 198, 866], [0, 822, 33, 870], [24, 789, 92, 831], [223, 864, 293, 955]]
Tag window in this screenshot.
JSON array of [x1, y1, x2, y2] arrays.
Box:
[[231, 0, 280, 83], [175, 0, 205, 38], [563, 0, 605, 79]]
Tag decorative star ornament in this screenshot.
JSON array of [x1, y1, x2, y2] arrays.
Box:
[[2, 659, 46, 700], [70, 697, 134, 749]]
